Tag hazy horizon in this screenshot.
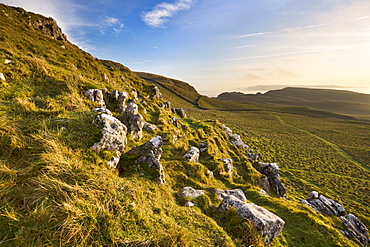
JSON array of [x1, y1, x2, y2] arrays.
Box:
[[2, 0, 370, 97]]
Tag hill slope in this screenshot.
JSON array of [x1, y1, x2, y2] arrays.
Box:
[[0, 4, 369, 247], [216, 87, 370, 120]]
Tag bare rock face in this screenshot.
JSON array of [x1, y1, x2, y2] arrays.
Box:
[[218, 195, 285, 246], [219, 158, 233, 177], [301, 191, 345, 216], [340, 214, 369, 247], [122, 102, 145, 139], [171, 117, 180, 128], [117, 136, 165, 184], [84, 89, 106, 108], [214, 189, 247, 202], [178, 187, 205, 199], [32, 17, 67, 41], [143, 122, 157, 132], [257, 163, 286, 198], [183, 147, 200, 162], [91, 114, 127, 152]]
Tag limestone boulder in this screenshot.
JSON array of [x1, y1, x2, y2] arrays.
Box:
[[257, 163, 286, 198], [302, 191, 345, 216], [91, 113, 127, 152], [178, 187, 205, 199], [175, 108, 187, 118], [84, 89, 106, 108], [183, 147, 200, 162], [117, 136, 165, 185], [340, 213, 369, 247], [218, 195, 285, 246], [219, 158, 233, 177], [152, 86, 163, 99], [214, 189, 247, 202], [0, 72, 6, 82], [122, 102, 145, 139], [117, 91, 128, 114]]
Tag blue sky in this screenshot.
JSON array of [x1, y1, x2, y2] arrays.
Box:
[[2, 0, 370, 96]]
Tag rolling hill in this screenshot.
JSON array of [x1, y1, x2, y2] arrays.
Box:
[[216, 87, 370, 121]]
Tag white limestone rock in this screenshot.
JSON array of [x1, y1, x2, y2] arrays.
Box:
[[183, 147, 200, 162], [218, 195, 285, 246]]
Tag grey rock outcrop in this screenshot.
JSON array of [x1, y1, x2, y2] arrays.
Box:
[[152, 86, 163, 99], [118, 136, 165, 185], [32, 17, 67, 41], [183, 147, 200, 162], [159, 102, 171, 109], [171, 117, 180, 128], [91, 113, 127, 152], [117, 91, 128, 114], [222, 125, 249, 150], [340, 214, 369, 247], [218, 195, 285, 246], [85, 89, 106, 108], [143, 122, 157, 132], [175, 108, 187, 118], [301, 191, 345, 216], [92, 107, 112, 115], [0, 73, 5, 82], [178, 187, 205, 199], [214, 189, 247, 202], [122, 102, 145, 139], [219, 158, 233, 177], [257, 163, 286, 198]]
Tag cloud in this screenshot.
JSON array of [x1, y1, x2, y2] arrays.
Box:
[[100, 16, 125, 36], [142, 0, 194, 27], [236, 16, 368, 39]]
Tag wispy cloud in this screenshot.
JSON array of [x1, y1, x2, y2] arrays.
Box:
[[99, 16, 125, 36], [236, 16, 368, 39], [142, 0, 195, 27]]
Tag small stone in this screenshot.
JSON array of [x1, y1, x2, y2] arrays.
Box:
[[183, 147, 200, 162], [214, 189, 247, 202], [178, 187, 204, 198], [0, 73, 6, 82], [4, 59, 11, 64], [184, 201, 196, 207]]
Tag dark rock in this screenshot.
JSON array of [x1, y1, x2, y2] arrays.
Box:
[[218, 195, 285, 246]]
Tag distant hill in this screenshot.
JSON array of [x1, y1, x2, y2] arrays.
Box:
[[216, 87, 370, 120]]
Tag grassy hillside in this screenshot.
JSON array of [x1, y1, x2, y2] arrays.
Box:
[[0, 4, 368, 247], [216, 87, 370, 121]]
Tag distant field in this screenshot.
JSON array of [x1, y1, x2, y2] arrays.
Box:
[[216, 87, 370, 121]]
